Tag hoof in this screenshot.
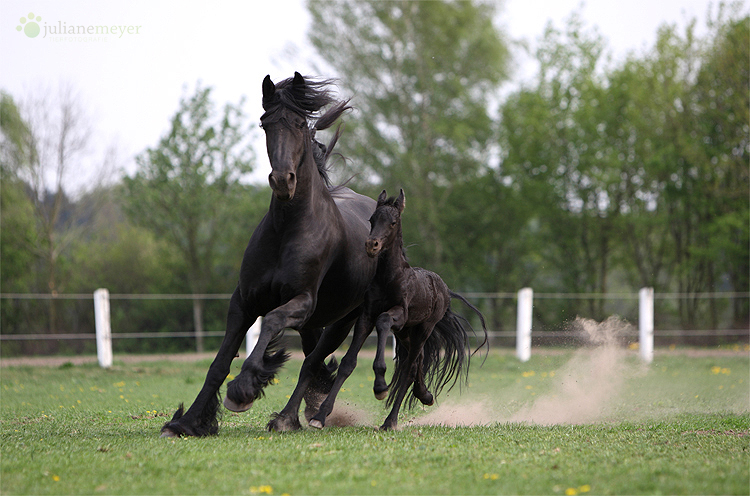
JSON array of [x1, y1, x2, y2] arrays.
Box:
[[223, 396, 253, 412], [309, 418, 324, 429], [267, 412, 301, 432], [374, 389, 388, 401], [160, 428, 179, 438]]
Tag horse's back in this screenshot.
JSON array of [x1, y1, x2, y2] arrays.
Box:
[[330, 186, 376, 230]]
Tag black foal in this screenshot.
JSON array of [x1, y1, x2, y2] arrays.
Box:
[[310, 189, 488, 431]]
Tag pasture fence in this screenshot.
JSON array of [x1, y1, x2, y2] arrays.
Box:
[[1, 289, 747, 368]]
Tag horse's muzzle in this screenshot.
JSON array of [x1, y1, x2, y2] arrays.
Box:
[[365, 239, 381, 258], [269, 171, 296, 201]]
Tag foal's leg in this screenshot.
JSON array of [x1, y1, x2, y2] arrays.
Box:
[[411, 346, 434, 406], [381, 323, 436, 430], [225, 293, 314, 413], [267, 310, 359, 432], [162, 287, 252, 437], [372, 325, 390, 400], [309, 314, 375, 429]]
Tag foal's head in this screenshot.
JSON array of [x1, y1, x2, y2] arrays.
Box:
[[366, 189, 406, 258], [260, 72, 349, 201]]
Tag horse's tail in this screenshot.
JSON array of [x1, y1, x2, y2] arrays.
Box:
[[387, 306, 473, 410], [449, 290, 490, 360]]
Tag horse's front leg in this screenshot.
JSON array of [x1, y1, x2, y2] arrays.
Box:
[[224, 293, 314, 416], [267, 310, 359, 432], [161, 287, 252, 437], [372, 323, 390, 400]]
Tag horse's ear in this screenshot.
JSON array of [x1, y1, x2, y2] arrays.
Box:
[[396, 189, 406, 213], [262, 75, 275, 104], [293, 71, 305, 88], [377, 190, 388, 206]]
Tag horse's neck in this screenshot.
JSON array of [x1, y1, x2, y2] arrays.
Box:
[[375, 228, 410, 285]]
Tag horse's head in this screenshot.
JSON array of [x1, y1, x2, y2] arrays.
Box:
[[261, 72, 346, 202], [366, 189, 405, 258], [261, 72, 310, 201]]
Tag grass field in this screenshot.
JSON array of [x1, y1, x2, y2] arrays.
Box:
[[1, 346, 748, 495]]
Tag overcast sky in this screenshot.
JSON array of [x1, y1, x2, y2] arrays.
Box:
[[0, 0, 731, 189]]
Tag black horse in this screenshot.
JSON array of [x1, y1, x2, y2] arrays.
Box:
[[309, 189, 489, 431], [162, 72, 380, 436]]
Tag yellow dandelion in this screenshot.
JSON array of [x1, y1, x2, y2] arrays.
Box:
[[579, 485, 591, 493], [711, 366, 721, 375], [565, 488, 578, 495], [52, 475, 60, 482]]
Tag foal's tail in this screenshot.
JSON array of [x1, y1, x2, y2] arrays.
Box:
[[448, 290, 490, 360], [389, 292, 489, 409]]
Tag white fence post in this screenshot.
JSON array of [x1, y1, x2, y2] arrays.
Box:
[[94, 288, 112, 368], [245, 317, 262, 357], [639, 287, 654, 363], [516, 287, 533, 362]]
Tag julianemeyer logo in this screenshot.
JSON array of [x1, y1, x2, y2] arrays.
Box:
[[15, 10, 142, 41], [16, 11, 41, 37]]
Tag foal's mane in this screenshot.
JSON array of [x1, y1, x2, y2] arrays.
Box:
[[262, 75, 351, 187]]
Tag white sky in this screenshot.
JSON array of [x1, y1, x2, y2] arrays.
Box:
[[0, 0, 731, 189]]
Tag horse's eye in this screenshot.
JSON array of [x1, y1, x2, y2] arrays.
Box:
[[391, 221, 397, 227]]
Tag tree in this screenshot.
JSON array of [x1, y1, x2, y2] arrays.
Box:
[[308, 0, 510, 278], [499, 5, 749, 332], [124, 84, 255, 352], [500, 13, 621, 320], [0, 85, 103, 343]]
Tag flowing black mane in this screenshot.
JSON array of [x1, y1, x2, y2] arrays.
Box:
[[261, 74, 351, 186]]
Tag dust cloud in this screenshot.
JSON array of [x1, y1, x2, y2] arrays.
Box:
[[410, 316, 638, 427]]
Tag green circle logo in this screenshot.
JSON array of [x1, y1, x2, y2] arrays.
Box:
[[17, 12, 42, 38]]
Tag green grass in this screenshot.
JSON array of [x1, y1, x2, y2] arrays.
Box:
[[1, 349, 748, 495]]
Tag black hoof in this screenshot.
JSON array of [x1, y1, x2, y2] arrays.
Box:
[[267, 412, 302, 432]]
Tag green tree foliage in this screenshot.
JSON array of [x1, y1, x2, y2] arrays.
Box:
[[123, 84, 256, 351], [500, 6, 749, 330], [308, 0, 511, 278], [0, 93, 37, 293]]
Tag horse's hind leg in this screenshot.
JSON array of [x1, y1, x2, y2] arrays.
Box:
[[372, 325, 390, 400], [267, 311, 358, 432], [301, 327, 336, 423], [161, 287, 251, 437], [310, 315, 375, 428], [411, 348, 434, 406]]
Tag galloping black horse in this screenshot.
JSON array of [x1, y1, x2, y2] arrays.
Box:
[[161, 72, 379, 437], [309, 190, 489, 431]]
